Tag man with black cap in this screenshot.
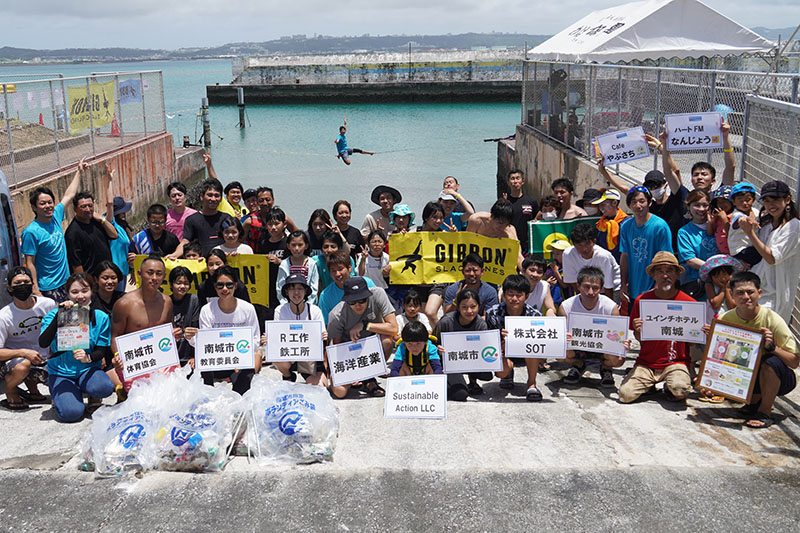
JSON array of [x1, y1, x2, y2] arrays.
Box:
[[64, 190, 119, 275], [360, 185, 401, 237], [272, 273, 329, 386], [576, 188, 602, 216], [327, 276, 398, 397]]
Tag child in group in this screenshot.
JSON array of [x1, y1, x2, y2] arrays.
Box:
[[314, 230, 356, 293], [545, 240, 573, 306], [168, 266, 200, 366], [521, 256, 557, 316], [700, 254, 742, 324], [394, 289, 432, 340], [214, 217, 253, 255], [727, 182, 761, 267], [706, 185, 733, 255], [388, 204, 415, 236], [181, 241, 203, 260], [257, 207, 290, 310], [197, 250, 250, 307], [357, 230, 389, 289], [276, 230, 319, 305], [536, 195, 559, 221], [390, 321, 442, 376]]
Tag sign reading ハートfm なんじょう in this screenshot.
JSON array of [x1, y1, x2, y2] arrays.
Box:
[[595, 127, 650, 166], [133, 255, 270, 307], [195, 327, 257, 372], [388, 232, 519, 286], [115, 323, 179, 380], [440, 330, 503, 373], [384, 374, 447, 419], [665, 112, 723, 151], [327, 335, 387, 387], [639, 300, 706, 344], [504, 316, 567, 359], [265, 321, 325, 362]]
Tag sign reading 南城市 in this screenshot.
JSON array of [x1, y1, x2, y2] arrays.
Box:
[[116, 323, 180, 380]]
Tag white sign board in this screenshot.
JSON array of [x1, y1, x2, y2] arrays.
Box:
[[595, 127, 650, 166], [116, 324, 180, 380], [640, 300, 706, 344], [504, 316, 567, 359], [698, 320, 764, 403], [327, 335, 387, 387], [665, 112, 723, 151], [265, 320, 324, 362], [441, 330, 503, 373], [567, 312, 628, 356], [384, 374, 447, 419], [195, 327, 256, 372]]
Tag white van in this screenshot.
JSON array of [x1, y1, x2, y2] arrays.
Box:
[[0, 170, 21, 307]]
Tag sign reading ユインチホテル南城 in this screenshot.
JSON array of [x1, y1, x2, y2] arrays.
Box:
[[639, 300, 706, 344]]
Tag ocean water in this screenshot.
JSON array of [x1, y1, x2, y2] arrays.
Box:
[[0, 59, 520, 224]]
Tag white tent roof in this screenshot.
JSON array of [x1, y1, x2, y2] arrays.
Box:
[[529, 0, 774, 63]]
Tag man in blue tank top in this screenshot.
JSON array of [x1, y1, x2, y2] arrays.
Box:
[[335, 117, 374, 165]]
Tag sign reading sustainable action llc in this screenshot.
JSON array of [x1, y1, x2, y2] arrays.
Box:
[[116, 323, 179, 380], [389, 232, 519, 286], [384, 375, 447, 419]]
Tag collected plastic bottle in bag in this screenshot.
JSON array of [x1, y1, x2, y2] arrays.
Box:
[[90, 404, 155, 477], [244, 375, 339, 464]]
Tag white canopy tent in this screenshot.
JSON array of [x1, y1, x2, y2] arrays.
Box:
[[528, 0, 775, 63]]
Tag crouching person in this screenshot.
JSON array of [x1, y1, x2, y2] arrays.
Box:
[[39, 273, 115, 422], [619, 252, 695, 404], [390, 321, 442, 376]]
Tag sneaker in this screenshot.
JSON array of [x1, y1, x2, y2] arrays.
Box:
[[600, 369, 615, 388], [563, 366, 584, 384], [499, 367, 515, 390]]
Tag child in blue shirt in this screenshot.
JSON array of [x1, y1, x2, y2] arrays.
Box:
[[390, 321, 442, 376]]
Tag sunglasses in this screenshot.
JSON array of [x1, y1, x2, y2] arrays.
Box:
[[215, 282, 235, 290], [348, 298, 368, 306]]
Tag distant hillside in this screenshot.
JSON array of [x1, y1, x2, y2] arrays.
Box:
[[0, 33, 550, 63]]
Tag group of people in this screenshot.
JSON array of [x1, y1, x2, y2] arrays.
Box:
[[2, 128, 798, 430]]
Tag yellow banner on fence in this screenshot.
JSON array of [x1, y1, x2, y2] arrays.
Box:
[[389, 231, 520, 286], [67, 80, 116, 132], [133, 254, 270, 306]]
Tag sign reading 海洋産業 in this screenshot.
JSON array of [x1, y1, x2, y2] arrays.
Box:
[[664, 112, 723, 151], [504, 316, 567, 359], [265, 321, 325, 362], [194, 327, 256, 372], [388, 232, 519, 286], [116, 324, 179, 380], [327, 335, 387, 387]]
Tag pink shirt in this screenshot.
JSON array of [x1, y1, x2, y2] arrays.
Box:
[[166, 207, 197, 241]]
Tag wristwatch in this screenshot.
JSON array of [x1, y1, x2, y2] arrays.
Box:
[[764, 341, 776, 353], [362, 320, 370, 332]]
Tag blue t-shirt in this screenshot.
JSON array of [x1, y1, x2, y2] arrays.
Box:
[[20, 203, 70, 292], [318, 277, 377, 324], [335, 133, 347, 154], [42, 308, 110, 379], [315, 255, 356, 293], [443, 281, 499, 315], [441, 212, 465, 232], [619, 214, 673, 301], [677, 222, 719, 285], [108, 218, 131, 278]]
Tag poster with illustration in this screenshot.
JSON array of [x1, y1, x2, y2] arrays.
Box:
[[697, 320, 764, 403]]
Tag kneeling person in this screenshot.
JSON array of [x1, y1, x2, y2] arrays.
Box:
[[390, 321, 442, 376]]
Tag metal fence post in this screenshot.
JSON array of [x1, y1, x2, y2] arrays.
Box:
[[114, 75, 124, 144], [86, 77, 96, 156], [547, 63, 553, 136], [586, 65, 594, 155], [616, 67, 623, 173], [653, 69, 662, 170], [533, 62, 538, 127], [707, 71, 717, 164], [564, 64, 571, 144], [48, 80, 60, 169], [739, 98, 750, 183], [60, 77, 69, 135], [3, 86, 15, 186], [158, 72, 166, 131], [140, 73, 147, 136], [792, 76, 799, 104], [521, 62, 527, 124]]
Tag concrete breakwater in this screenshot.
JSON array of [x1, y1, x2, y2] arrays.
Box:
[[207, 50, 523, 103]]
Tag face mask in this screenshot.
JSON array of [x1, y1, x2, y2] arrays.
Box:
[[542, 211, 557, 221], [650, 186, 666, 201], [10, 284, 33, 301], [584, 206, 599, 216]]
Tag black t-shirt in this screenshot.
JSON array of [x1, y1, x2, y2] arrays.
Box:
[[341, 225, 365, 260], [91, 290, 125, 316], [257, 237, 288, 307], [64, 219, 112, 273], [183, 212, 233, 256], [650, 185, 688, 252], [171, 293, 200, 363], [128, 229, 180, 256], [508, 194, 540, 254]]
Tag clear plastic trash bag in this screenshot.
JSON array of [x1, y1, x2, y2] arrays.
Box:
[[243, 375, 339, 464]]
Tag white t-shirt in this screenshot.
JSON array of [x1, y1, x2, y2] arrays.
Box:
[[0, 296, 57, 358], [214, 243, 253, 255], [194, 298, 260, 348], [562, 244, 621, 290], [358, 252, 389, 289], [560, 294, 617, 316], [751, 218, 800, 323], [396, 312, 432, 334], [727, 208, 760, 255], [274, 302, 325, 322], [525, 280, 550, 313]]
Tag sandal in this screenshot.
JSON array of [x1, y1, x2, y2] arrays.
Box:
[[739, 403, 759, 417], [526, 386, 543, 402], [699, 392, 725, 404], [745, 412, 775, 429], [0, 398, 30, 411], [365, 380, 385, 397], [466, 382, 484, 395], [16, 388, 48, 403]]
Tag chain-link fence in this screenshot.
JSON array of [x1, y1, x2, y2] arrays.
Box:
[[1, 71, 165, 186], [521, 61, 800, 187], [740, 95, 800, 337]]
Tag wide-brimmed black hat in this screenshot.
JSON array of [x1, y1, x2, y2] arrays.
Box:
[[113, 196, 132, 215], [281, 273, 312, 300], [370, 185, 402, 206], [342, 277, 372, 303]]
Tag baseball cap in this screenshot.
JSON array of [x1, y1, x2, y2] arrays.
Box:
[[438, 190, 457, 202], [342, 277, 372, 303], [591, 189, 621, 205], [577, 188, 602, 208], [643, 170, 666, 187], [547, 240, 571, 252], [759, 180, 790, 199]]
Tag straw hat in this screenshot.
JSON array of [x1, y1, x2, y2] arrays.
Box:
[[645, 251, 685, 277]]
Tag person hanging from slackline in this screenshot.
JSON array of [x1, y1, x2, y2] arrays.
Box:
[[335, 117, 375, 165]]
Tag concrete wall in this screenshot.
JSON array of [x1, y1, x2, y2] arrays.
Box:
[[11, 134, 206, 232]]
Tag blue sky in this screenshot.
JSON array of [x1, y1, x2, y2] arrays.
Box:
[[3, 0, 797, 49]]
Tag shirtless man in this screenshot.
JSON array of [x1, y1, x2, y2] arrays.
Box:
[[551, 178, 588, 220], [466, 199, 525, 270], [111, 255, 178, 394]]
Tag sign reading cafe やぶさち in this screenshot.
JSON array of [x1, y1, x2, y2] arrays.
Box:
[[388, 232, 519, 286]]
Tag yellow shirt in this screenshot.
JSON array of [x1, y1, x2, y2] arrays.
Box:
[[218, 197, 246, 218], [719, 307, 799, 354]]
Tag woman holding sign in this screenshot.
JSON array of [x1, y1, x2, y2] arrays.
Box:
[[38, 273, 115, 422], [193, 266, 263, 394]]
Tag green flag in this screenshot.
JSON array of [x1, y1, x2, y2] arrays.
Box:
[[528, 217, 602, 259]]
